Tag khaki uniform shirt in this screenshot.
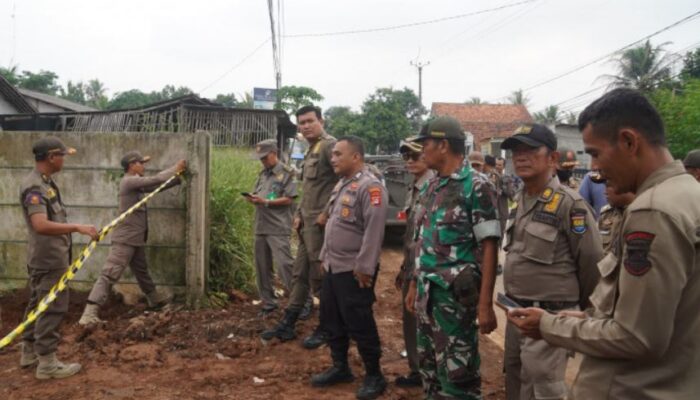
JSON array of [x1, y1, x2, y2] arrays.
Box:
[[253, 161, 297, 235], [297, 133, 338, 222], [20, 169, 71, 270], [598, 204, 624, 253], [503, 176, 603, 307], [540, 161, 700, 400], [402, 170, 436, 275], [110, 165, 180, 247], [320, 167, 388, 276]]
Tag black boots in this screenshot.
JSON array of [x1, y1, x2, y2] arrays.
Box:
[[356, 373, 387, 400], [311, 361, 355, 387], [260, 309, 299, 341], [302, 326, 328, 349], [395, 371, 421, 387]]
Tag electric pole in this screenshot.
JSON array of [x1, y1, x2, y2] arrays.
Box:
[[410, 59, 430, 106]]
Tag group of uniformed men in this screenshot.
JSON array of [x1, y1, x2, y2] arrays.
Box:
[[16, 88, 700, 400], [19, 138, 186, 379]]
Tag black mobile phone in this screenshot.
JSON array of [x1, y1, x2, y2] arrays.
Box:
[[240, 192, 252, 197], [496, 293, 523, 312]]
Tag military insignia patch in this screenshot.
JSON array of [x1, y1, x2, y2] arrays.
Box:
[[369, 186, 382, 206], [342, 195, 351, 205], [46, 188, 56, 199], [341, 207, 351, 218], [543, 193, 563, 213], [24, 191, 43, 206], [514, 125, 533, 135], [431, 131, 446, 138], [276, 173, 284, 182], [624, 232, 655, 276], [540, 188, 554, 202], [30, 194, 40, 205], [570, 209, 587, 234]]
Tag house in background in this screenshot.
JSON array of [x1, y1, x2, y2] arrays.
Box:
[[0, 76, 35, 115], [18, 87, 96, 113], [430, 102, 533, 155]]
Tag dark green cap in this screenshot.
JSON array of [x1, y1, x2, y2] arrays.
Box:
[[684, 149, 700, 168], [411, 116, 465, 141], [32, 137, 76, 157], [121, 151, 151, 169]]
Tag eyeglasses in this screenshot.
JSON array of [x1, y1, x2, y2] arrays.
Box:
[[401, 152, 421, 162]]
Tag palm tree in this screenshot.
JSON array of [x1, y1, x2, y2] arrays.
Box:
[[603, 40, 675, 94], [86, 79, 108, 109], [533, 105, 561, 125], [508, 89, 530, 107]]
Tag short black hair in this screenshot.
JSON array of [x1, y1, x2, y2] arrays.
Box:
[[496, 156, 506, 163], [578, 88, 665, 146], [485, 155, 496, 167], [446, 138, 465, 156], [337, 135, 365, 158], [295, 105, 322, 120]]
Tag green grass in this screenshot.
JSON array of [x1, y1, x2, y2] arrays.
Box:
[[209, 147, 260, 294]]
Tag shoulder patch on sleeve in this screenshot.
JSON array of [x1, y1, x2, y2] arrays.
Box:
[[368, 186, 382, 207], [624, 231, 655, 276], [570, 208, 588, 234], [23, 190, 45, 207]]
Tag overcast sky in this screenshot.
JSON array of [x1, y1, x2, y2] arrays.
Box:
[[1, 0, 698, 115]]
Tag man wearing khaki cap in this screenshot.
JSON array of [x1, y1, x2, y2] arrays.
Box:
[[79, 151, 186, 325], [20, 137, 99, 379], [246, 139, 297, 315], [683, 149, 700, 182]]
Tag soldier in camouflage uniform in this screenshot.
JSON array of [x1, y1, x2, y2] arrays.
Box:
[[405, 116, 501, 399]]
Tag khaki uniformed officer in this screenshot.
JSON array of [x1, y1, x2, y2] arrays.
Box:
[[311, 135, 388, 400], [555, 148, 581, 190], [501, 124, 603, 400], [20, 137, 99, 379], [79, 152, 186, 325], [246, 139, 297, 315], [261, 105, 339, 347], [509, 88, 700, 400], [683, 148, 700, 182], [598, 185, 634, 253]]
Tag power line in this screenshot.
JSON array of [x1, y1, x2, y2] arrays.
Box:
[[199, 38, 271, 93], [491, 9, 700, 103], [521, 9, 700, 93], [283, 0, 537, 38]]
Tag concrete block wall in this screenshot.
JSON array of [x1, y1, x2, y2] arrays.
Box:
[[0, 131, 210, 303]]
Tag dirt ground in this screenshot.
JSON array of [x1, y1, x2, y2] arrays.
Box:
[[0, 246, 505, 400]]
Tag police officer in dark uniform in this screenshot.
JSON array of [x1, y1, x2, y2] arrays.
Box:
[[310, 136, 388, 400], [19, 137, 99, 379]]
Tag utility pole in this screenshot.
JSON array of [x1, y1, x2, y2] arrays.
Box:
[[410, 59, 430, 107]]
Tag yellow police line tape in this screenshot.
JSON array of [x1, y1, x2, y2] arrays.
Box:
[[0, 172, 182, 350]]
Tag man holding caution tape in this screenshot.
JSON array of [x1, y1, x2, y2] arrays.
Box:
[[246, 139, 297, 316], [19, 137, 99, 379], [500, 124, 602, 400], [79, 151, 186, 325]]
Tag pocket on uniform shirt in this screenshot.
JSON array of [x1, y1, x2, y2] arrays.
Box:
[[304, 157, 319, 179], [338, 196, 358, 224], [521, 223, 558, 264], [589, 252, 619, 316], [437, 219, 469, 246], [49, 200, 64, 217]]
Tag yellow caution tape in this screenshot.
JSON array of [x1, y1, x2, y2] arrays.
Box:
[[0, 172, 182, 349]]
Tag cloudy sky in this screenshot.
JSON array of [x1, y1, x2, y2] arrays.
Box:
[[1, 0, 698, 115]]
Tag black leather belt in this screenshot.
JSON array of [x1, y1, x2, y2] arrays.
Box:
[[508, 295, 578, 311]]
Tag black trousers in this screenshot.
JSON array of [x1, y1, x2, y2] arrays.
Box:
[[320, 265, 382, 374]]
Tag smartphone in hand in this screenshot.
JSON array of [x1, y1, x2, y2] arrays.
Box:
[[241, 192, 253, 197], [496, 293, 523, 312]]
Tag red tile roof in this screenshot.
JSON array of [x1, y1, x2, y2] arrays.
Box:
[[431, 103, 533, 149]]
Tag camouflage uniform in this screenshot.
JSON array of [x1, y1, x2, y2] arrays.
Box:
[[597, 204, 624, 254], [413, 165, 500, 399]]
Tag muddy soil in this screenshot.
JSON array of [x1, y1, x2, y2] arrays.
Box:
[[0, 247, 505, 399]]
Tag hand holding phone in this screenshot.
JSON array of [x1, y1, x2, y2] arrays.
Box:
[[240, 192, 252, 197], [496, 293, 522, 313]]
